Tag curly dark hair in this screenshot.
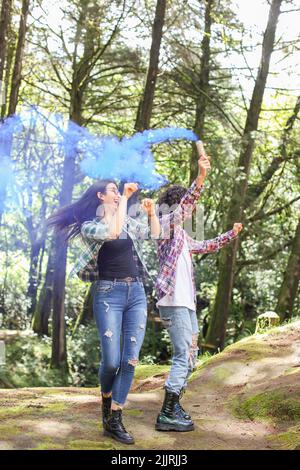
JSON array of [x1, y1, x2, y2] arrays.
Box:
[[158, 185, 187, 216]]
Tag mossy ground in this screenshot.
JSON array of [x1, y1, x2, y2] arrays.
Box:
[[267, 425, 300, 450], [232, 391, 300, 423], [133, 364, 169, 381]]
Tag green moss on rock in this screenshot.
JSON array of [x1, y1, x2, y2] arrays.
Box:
[[233, 391, 300, 423], [134, 365, 169, 381], [225, 339, 274, 360]]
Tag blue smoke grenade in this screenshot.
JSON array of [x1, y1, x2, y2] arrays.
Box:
[[0, 106, 199, 214]]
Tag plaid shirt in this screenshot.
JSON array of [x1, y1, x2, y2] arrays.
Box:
[[69, 214, 152, 282], [155, 181, 237, 301]]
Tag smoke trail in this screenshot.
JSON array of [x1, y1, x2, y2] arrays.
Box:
[[0, 107, 200, 217], [0, 114, 24, 215], [80, 127, 199, 188]]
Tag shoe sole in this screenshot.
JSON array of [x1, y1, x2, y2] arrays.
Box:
[[155, 423, 195, 432], [103, 429, 135, 445]]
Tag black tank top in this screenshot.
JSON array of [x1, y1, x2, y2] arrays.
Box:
[[97, 231, 139, 279]]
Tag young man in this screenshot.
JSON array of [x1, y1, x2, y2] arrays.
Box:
[[155, 151, 243, 432]]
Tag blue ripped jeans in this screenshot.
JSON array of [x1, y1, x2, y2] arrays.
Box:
[[158, 306, 199, 395], [93, 279, 147, 406]]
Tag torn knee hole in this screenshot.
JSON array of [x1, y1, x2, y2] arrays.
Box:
[[192, 335, 199, 348], [128, 358, 138, 367], [104, 329, 113, 340]]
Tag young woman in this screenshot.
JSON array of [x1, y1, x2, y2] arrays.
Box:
[[155, 154, 243, 432], [48, 179, 160, 445]]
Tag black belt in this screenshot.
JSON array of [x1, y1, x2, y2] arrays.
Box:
[[98, 276, 141, 282]]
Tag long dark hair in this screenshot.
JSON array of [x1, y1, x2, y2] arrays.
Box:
[[47, 179, 116, 240]]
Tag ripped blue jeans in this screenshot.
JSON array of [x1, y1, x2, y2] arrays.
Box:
[[93, 279, 147, 406], [158, 306, 199, 395]]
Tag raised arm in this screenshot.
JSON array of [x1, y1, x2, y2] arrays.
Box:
[[140, 198, 161, 239], [160, 144, 211, 233], [81, 183, 139, 241], [186, 223, 243, 254]]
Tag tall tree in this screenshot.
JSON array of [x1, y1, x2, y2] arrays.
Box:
[[275, 217, 300, 321], [205, 0, 283, 351], [48, 0, 128, 371], [8, 0, 30, 115], [246, 95, 300, 207], [135, 0, 167, 131], [0, 0, 13, 104], [190, 0, 214, 183], [0, 0, 30, 224], [32, 238, 55, 336]]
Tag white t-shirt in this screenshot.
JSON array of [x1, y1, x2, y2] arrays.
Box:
[[157, 234, 196, 311]]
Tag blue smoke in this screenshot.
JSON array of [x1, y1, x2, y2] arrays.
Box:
[[0, 114, 24, 214], [80, 127, 199, 188], [0, 107, 200, 215]]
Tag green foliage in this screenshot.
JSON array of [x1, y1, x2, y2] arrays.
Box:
[[3, 320, 173, 387], [67, 323, 100, 387], [0, 251, 31, 329], [4, 333, 68, 387]]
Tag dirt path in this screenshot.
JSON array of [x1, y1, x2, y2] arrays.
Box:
[[1, 321, 300, 450]]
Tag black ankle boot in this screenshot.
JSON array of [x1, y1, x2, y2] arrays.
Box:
[[104, 409, 135, 445], [101, 394, 112, 427], [174, 388, 191, 420], [155, 389, 194, 432]]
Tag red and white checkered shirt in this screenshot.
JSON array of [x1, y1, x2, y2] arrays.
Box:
[[155, 180, 237, 301]]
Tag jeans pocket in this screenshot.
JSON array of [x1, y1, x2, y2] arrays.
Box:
[[96, 280, 114, 294]]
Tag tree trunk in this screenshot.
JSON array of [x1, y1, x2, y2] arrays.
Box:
[[190, 0, 213, 183], [26, 239, 43, 318], [51, 233, 69, 370], [1, 14, 15, 119], [8, 0, 30, 115], [51, 113, 81, 370], [72, 285, 94, 335], [32, 239, 55, 336], [276, 218, 300, 321], [246, 95, 300, 206], [50, 1, 90, 371], [134, 0, 167, 131], [0, 0, 12, 86], [204, 0, 282, 352], [0, 0, 13, 222], [0, 0, 27, 223]]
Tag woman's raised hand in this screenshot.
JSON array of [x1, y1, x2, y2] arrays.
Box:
[[196, 141, 211, 178], [123, 183, 139, 199], [141, 198, 156, 216], [233, 223, 243, 235]]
